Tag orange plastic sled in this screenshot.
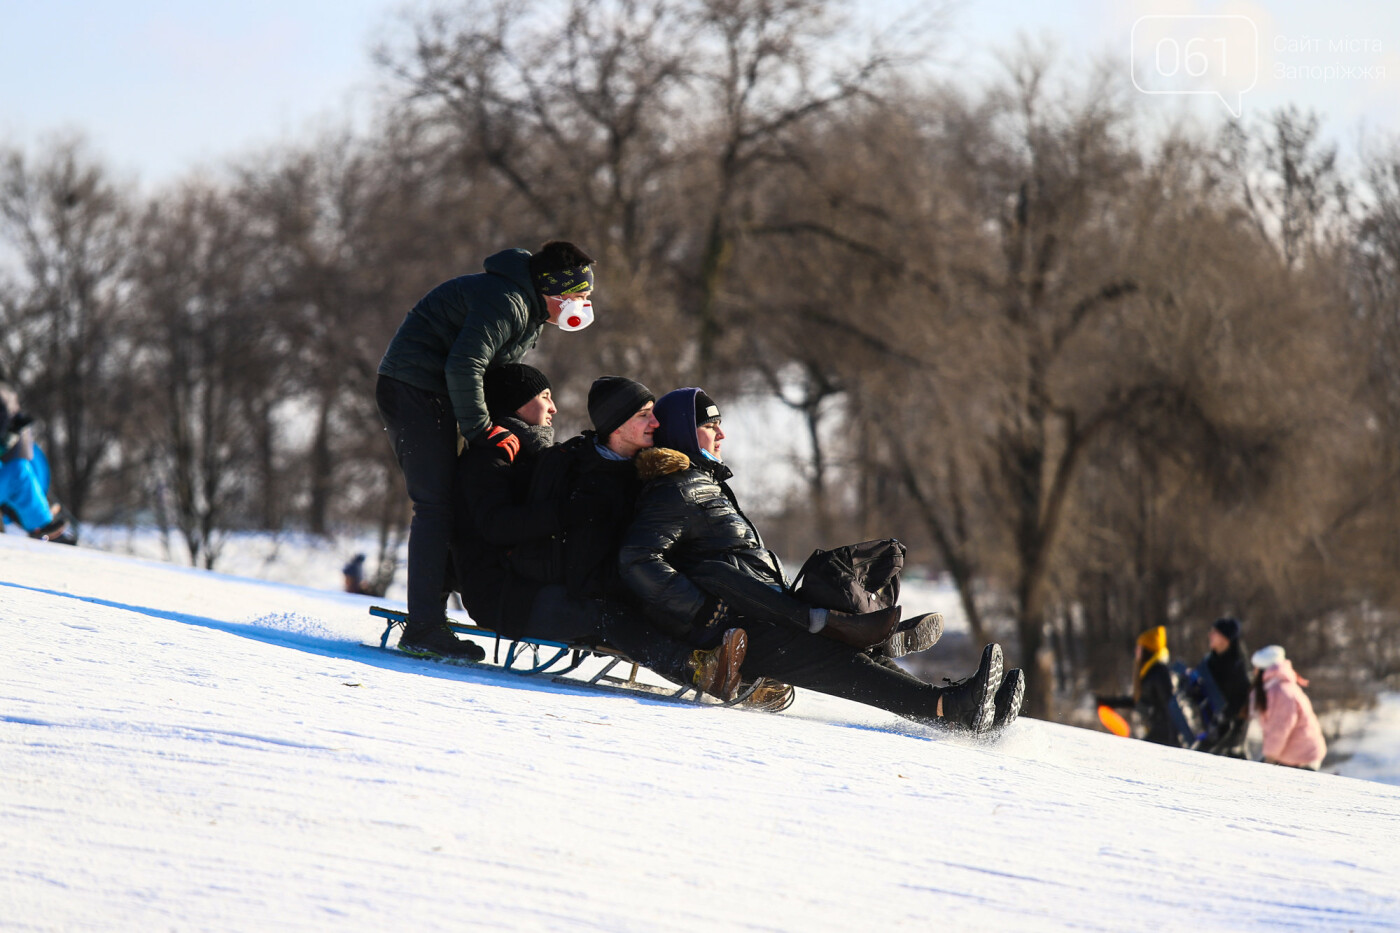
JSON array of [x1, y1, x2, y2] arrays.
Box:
[[1097, 704, 1131, 738]]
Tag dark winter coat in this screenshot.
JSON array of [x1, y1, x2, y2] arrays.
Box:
[[1102, 659, 1183, 747], [377, 248, 548, 444], [1201, 640, 1253, 755], [453, 418, 557, 636], [560, 436, 647, 601], [1205, 641, 1253, 719], [464, 415, 559, 547], [618, 448, 786, 639]]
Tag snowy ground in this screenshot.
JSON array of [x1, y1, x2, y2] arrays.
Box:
[[4, 533, 1400, 931]]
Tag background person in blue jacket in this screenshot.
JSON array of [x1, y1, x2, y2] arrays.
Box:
[[0, 382, 75, 543], [375, 241, 596, 659]]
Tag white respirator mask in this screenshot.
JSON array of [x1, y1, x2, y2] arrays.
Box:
[[554, 296, 594, 332]]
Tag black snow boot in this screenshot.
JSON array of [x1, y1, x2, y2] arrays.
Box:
[[937, 643, 1002, 735], [879, 611, 944, 659], [990, 668, 1025, 733], [399, 622, 486, 662]]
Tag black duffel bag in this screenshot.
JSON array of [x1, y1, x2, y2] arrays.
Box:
[[791, 538, 906, 614]]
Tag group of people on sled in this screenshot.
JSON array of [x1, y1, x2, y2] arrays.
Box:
[[372, 240, 1025, 736], [1097, 617, 1328, 770]]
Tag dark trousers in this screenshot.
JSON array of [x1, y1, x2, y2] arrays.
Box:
[[376, 375, 459, 631], [739, 617, 944, 722], [678, 562, 945, 721], [526, 585, 692, 684], [689, 560, 809, 628]]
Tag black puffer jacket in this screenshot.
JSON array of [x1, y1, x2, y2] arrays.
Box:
[[452, 417, 556, 636], [1201, 640, 1253, 755], [377, 248, 548, 443], [1100, 659, 1184, 747], [561, 437, 645, 601], [1205, 640, 1253, 720], [618, 448, 785, 634], [463, 415, 559, 549]]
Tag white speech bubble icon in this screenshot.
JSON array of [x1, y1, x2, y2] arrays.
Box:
[[1131, 15, 1259, 118]]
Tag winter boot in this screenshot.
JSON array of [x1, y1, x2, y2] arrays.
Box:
[[937, 642, 1003, 735], [990, 668, 1026, 733], [689, 628, 748, 700], [880, 611, 944, 659], [398, 622, 486, 662], [820, 605, 903, 649], [741, 678, 796, 712]]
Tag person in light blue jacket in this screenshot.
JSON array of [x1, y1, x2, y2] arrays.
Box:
[[1, 382, 74, 543]]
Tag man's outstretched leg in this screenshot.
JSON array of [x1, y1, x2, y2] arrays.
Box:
[[738, 618, 1002, 734], [524, 585, 747, 700], [688, 560, 942, 657]]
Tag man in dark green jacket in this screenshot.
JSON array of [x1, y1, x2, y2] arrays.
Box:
[[376, 240, 595, 658]]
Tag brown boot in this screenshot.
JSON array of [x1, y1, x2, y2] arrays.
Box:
[[819, 605, 902, 649], [741, 678, 796, 712], [689, 628, 748, 700]]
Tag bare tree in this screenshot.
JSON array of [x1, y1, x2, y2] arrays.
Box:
[[1221, 106, 1350, 273], [377, 0, 937, 391], [127, 183, 269, 568], [0, 136, 138, 520]]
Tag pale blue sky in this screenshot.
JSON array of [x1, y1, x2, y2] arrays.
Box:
[[3, 0, 1400, 187]]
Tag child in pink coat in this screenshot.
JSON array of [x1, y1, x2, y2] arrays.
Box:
[[1250, 645, 1327, 770]]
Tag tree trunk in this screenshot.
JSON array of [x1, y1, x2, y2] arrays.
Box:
[[307, 394, 335, 536]]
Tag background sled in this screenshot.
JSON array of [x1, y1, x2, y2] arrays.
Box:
[[368, 605, 765, 707]]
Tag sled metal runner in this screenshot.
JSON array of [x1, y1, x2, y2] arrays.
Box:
[[368, 605, 760, 706]]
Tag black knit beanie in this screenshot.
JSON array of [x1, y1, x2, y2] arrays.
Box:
[[588, 376, 654, 439], [1212, 617, 1242, 642], [484, 364, 552, 421]]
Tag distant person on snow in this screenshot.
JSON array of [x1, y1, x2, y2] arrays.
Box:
[[1194, 617, 1252, 758], [1096, 626, 1184, 747], [376, 241, 596, 661], [0, 382, 75, 544], [451, 368, 748, 699], [1251, 645, 1327, 771], [617, 386, 1024, 734], [342, 553, 375, 595]]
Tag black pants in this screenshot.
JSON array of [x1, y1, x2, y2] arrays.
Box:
[[682, 562, 945, 720], [689, 560, 809, 628], [739, 617, 944, 722], [526, 585, 692, 684], [376, 375, 459, 630]]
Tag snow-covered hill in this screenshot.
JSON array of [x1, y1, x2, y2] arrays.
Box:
[[4, 534, 1399, 931]]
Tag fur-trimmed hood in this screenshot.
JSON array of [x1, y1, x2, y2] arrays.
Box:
[[635, 447, 691, 481]]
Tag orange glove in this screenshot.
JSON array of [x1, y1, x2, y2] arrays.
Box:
[[486, 425, 519, 462]]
